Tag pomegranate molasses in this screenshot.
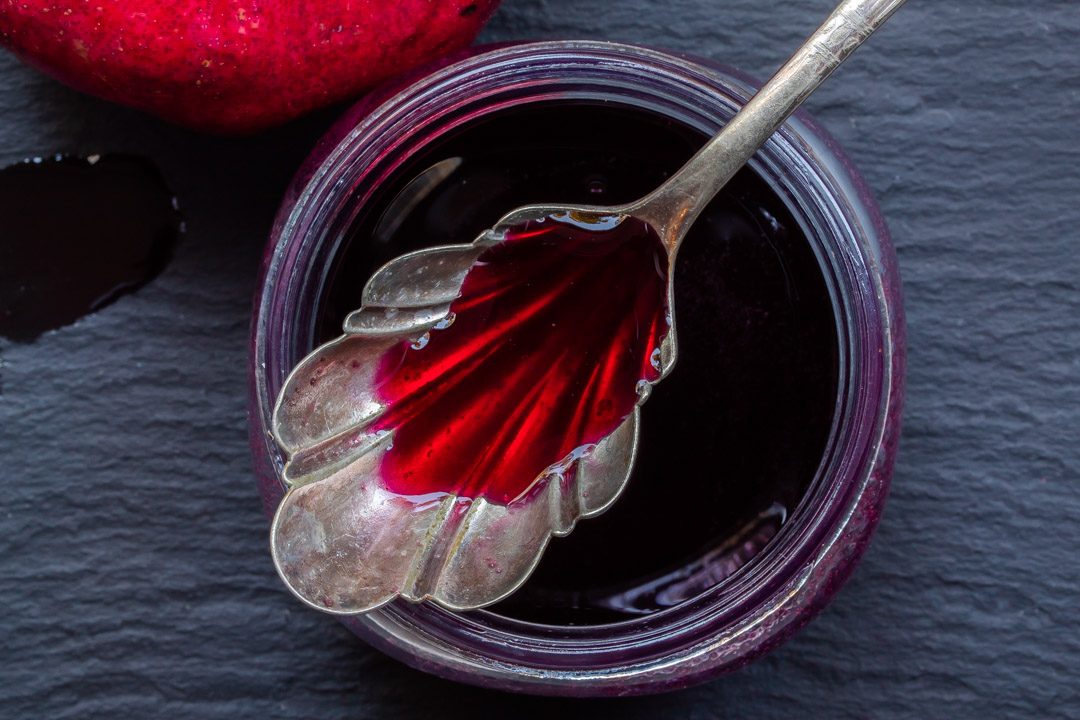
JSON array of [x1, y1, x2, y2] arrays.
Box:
[[0, 154, 181, 342], [373, 214, 668, 504], [314, 101, 839, 625]]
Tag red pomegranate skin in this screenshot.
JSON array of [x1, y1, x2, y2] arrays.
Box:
[[0, 0, 499, 133]]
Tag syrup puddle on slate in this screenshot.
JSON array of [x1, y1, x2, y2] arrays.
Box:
[[0, 154, 183, 342]]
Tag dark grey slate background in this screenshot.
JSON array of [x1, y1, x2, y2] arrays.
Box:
[[2, 0, 1078, 717]]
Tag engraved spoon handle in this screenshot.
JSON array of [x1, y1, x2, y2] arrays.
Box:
[[629, 0, 906, 253]]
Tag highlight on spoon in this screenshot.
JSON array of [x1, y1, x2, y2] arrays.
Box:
[[270, 208, 676, 613]]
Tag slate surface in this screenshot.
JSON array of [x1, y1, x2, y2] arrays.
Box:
[[1, 1, 1078, 717]]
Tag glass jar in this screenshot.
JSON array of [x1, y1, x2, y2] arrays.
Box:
[[248, 40, 905, 696]]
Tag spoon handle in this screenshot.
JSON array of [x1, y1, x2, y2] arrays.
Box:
[[633, 0, 906, 252]]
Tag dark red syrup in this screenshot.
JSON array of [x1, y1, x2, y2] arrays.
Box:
[[373, 214, 668, 503], [314, 101, 839, 625], [0, 154, 181, 342]]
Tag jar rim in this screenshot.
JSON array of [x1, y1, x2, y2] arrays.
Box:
[[250, 40, 901, 695]]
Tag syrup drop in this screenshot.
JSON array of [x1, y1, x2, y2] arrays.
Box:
[[371, 213, 670, 504]]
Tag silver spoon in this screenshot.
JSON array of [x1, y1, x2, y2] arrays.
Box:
[[270, 0, 906, 615]]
